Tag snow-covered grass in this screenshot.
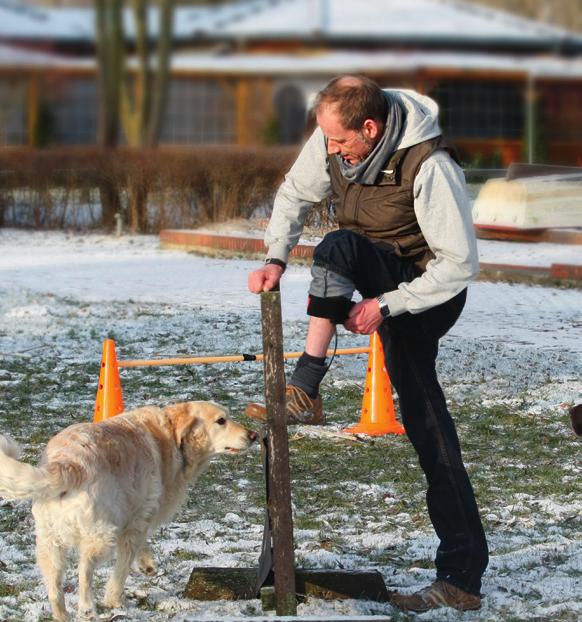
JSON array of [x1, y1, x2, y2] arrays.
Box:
[[0, 229, 580, 621]]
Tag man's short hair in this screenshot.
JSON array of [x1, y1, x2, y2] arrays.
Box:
[[313, 75, 387, 130]]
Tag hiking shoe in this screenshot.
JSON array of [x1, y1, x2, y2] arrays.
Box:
[[245, 385, 325, 425], [391, 581, 481, 612]]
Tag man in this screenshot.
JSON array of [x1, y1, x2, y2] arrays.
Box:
[[246, 75, 488, 612]]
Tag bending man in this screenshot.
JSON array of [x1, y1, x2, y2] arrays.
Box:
[[246, 75, 488, 612]]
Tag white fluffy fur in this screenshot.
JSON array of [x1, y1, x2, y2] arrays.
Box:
[[0, 401, 256, 622]]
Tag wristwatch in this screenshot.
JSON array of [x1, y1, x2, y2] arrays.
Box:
[[376, 294, 390, 318], [265, 258, 287, 272]]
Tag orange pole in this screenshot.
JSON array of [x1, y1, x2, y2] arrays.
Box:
[[117, 347, 370, 368]]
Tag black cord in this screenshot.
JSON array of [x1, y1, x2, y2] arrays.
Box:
[[325, 328, 339, 373]]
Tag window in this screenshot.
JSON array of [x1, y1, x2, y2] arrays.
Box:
[[48, 77, 98, 145], [273, 83, 306, 145], [539, 83, 582, 141], [0, 80, 27, 146], [429, 80, 525, 140], [161, 79, 235, 144]]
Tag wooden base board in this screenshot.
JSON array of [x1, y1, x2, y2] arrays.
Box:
[[179, 616, 392, 622], [184, 567, 391, 602]]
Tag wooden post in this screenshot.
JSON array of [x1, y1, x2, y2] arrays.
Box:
[[260, 289, 297, 616], [236, 79, 250, 146], [525, 73, 537, 164]]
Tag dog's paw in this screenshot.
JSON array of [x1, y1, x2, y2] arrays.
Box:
[[78, 606, 98, 621], [102, 591, 125, 609], [138, 560, 157, 576], [137, 549, 157, 576]]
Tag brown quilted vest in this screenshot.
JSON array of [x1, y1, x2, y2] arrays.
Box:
[[329, 135, 457, 271]]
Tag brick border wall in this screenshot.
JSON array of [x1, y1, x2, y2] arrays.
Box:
[[160, 229, 581, 283]]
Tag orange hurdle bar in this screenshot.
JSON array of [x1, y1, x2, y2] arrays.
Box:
[[94, 338, 405, 436], [117, 347, 370, 368]]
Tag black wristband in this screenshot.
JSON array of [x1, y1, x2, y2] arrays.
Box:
[[265, 258, 287, 272]]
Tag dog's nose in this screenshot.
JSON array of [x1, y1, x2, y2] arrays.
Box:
[[247, 430, 258, 443]]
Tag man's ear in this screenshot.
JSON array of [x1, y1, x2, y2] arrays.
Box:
[[165, 403, 200, 446], [362, 118, 382, 141]]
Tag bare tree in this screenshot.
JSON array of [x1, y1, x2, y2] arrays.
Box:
[[121, 0, 174, 148], [94, 0, 175, 232], [120, 0, 175, 232], [95, 0, 124, 229], [95, 0, 123, 148]]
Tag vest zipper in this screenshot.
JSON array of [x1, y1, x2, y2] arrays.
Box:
[[353, 184, 364, 226]]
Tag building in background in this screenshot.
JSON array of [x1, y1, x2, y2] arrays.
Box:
[[1, 0, 582, 165]]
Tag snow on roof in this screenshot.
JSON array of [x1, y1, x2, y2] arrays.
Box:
[[0, 1, 93, 40], [0, 42, 91, 67], [204, 0, 582, 47], [169, 49, 582, 79], [2, 42, 582, 80], [0, 2, 216, 41], [0, 0, 580, 48]]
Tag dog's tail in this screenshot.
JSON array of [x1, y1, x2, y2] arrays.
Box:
[[0, 434, 86, 501]]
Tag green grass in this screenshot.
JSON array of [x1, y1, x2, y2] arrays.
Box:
[[171, 549, 211, 562], [2, 362, 579, 544], [0, 293, 580, 621], [0, 582, 20, 598], [0, 503, 28, 533]]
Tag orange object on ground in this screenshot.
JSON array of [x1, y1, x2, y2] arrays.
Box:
[[94, 339, 124, 422], [344, 332, 405, 436]]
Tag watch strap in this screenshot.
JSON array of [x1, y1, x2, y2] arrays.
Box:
[[265, 258, 287, 272]]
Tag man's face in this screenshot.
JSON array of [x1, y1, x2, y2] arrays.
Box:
[[316, 104, 382, 166]]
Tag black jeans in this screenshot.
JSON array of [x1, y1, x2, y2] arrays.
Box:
[[310, 229, 489, 595]]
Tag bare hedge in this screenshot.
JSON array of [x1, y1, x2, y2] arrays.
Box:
[[0, 146, 300, 232]]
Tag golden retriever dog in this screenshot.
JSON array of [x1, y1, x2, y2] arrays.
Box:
[[0, 401, 257, 621]]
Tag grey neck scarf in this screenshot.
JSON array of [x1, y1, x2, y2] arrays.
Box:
[[336, 91, 405, 185]]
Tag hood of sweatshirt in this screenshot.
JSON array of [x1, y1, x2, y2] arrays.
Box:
[[388, 89, 442, 150]]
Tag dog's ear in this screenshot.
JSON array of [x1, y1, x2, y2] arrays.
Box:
[[164, 403, 201, 447]]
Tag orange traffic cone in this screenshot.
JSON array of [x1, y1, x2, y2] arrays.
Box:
[[344, 332, 405, 436], [94, 339, 124, 423]]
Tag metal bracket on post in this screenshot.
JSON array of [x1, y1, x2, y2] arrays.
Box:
[[255, 432, 274, 595]]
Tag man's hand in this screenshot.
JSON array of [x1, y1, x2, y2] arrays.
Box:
[[343, 298, 384, 334], [248, 264, 284, 293]]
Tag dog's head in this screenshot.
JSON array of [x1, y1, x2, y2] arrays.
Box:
[[164, 401, 257, 461]]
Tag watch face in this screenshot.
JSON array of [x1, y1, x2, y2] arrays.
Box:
[[377, 295, 389, 318]]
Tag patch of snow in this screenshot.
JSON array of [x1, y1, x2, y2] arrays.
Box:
[[0, 229, 580, 621]]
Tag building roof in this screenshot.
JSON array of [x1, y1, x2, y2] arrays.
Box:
[[168, 49, 582, 79], [2, 41, 582, 81], [0, 0, 581, 52], [0, 42, 90, 67], [0, 1, 92, 40], [0, 1, 215, 42], [205, 0, 581, 50]]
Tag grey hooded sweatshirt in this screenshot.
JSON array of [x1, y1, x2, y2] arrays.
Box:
[[264, 89, 479, 317]]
